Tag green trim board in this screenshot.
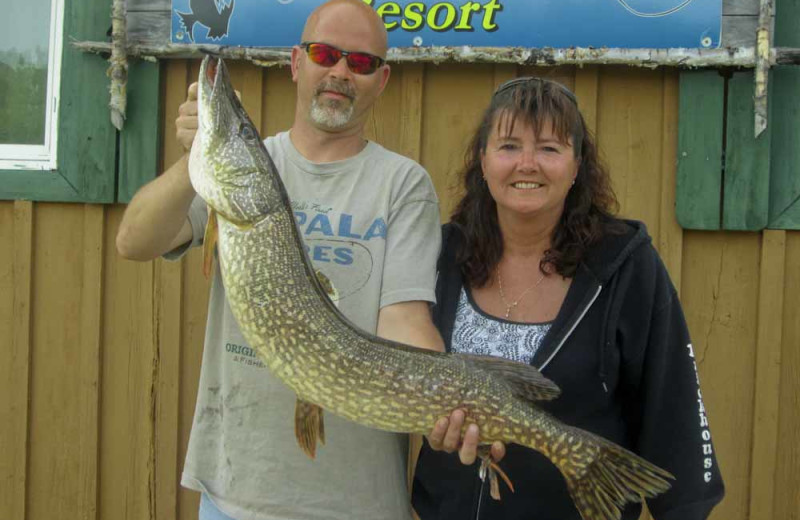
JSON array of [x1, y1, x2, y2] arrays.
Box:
[[118, 61, 162, 203], [724, 71, 772, 231], [767, 0, 800, 229], [767, 67, 800, 229], [677, 69, 800, 231], [676, 70, 725, 230]]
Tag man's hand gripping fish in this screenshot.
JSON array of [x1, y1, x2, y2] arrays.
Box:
[[189, 56, 674, 520]]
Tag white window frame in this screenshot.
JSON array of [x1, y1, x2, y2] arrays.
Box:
[[0, 0, 64, 171]]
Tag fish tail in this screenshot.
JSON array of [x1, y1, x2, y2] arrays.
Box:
[[560, 435, 673, 520]]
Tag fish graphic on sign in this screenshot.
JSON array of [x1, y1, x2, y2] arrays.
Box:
[[176, 0, 235, 41]]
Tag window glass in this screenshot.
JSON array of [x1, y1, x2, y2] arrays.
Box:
[[0, 0, 61, 170]]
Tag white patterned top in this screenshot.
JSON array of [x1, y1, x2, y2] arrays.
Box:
[[451, 288, 552, 366]]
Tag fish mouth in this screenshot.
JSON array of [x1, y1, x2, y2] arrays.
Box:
[[199, 55, 222, 103]]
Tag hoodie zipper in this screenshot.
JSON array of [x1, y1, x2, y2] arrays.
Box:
[[539, 284, 602, 371], [474, 480, 485, 520], [471, 284, 603, 520]]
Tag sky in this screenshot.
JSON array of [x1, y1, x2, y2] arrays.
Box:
[[0, 0, 52, 59]]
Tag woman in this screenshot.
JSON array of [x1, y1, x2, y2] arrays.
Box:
[[412, 78, 725, 519]]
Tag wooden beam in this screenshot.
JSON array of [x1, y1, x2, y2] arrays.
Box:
[[72, 42, 800, 68]]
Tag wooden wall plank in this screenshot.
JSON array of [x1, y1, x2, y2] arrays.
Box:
[[492, 64, 516, 90], [748, 230, 785, 520], [723, 72, 771, 231], [227, 62, 264, 131], [178, 249, 210, 520], [597, 67, 665, 238], [574, 66, 599, 136], [0, 203, 14, 519], [398, 64, 425, 162], [421, 64, 495, 219], [676, 71, 724, 230], [154, 256, 182, 520], [100, 206, 156, 520], [367, 64, 408, 152], [0, 201, 32, 520], [159, 59, 196, 520], [261, 66, 296, 138], [152, 58, 194, 520], [77, 204, 104, 520], [776, 231, 800, 520], [27, 204, 87, 520], [658, 69, 683, 289], [518, 65, 575, 92], [682, 232, 760, 520]]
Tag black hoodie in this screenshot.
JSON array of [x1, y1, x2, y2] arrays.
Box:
[[412, 220, 725, 520]]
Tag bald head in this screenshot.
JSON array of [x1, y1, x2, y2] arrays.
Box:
[[302, 0, 388, 58]]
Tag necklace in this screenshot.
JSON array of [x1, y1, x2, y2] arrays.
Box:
[[497, 267, 546, 319]]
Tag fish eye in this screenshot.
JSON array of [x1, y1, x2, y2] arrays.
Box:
[[239, 123, 258, 142]]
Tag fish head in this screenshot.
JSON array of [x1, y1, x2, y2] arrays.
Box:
[[190, 55, 284, 226]]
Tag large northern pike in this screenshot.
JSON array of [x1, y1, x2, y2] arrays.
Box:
[[189, 55, 673, 520]]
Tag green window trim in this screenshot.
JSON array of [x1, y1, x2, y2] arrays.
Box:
[[0, 0, 160, 204]]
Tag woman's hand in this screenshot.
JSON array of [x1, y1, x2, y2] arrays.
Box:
[[427, 409, 506, 465]]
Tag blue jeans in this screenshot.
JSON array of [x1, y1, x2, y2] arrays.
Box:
[[199, 494, 237, 520]]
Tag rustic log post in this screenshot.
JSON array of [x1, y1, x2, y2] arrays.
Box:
[[109, 0, 128, 130], [754, 0, 773, 137]]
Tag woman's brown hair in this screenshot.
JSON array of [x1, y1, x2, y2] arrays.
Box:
[[450, 78, 620, 287]]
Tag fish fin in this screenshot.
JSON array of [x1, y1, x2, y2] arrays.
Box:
[[460, 354, 560, 401], [314, 269, 339, 301], [203, 209, 218, 279], [478, 448, 515, 501], [561, 433, 674, 520], [294, 399, 325, 459]]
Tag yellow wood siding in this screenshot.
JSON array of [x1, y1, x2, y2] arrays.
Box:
[[1, 60, 798, 520]]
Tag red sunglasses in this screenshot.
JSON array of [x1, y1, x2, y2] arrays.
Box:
[[300, 42, 385, 75]]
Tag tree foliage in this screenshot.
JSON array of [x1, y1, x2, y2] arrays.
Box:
[[0, 48, 48, 145]]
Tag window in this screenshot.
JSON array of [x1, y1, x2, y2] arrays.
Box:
[[0, 0, 64, 171], [0, 0, 150, 204]]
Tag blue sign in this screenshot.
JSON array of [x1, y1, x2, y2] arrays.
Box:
[[171, 0, 722, 49]]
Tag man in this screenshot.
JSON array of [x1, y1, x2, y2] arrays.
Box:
[[117, 1, 498, 519]]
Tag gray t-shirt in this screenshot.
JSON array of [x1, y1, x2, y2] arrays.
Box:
[[169, 131, 441, 520]]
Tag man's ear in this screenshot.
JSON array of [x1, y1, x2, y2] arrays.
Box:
[[376, 64, 391, 97], [291, 46, 302, 82]]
